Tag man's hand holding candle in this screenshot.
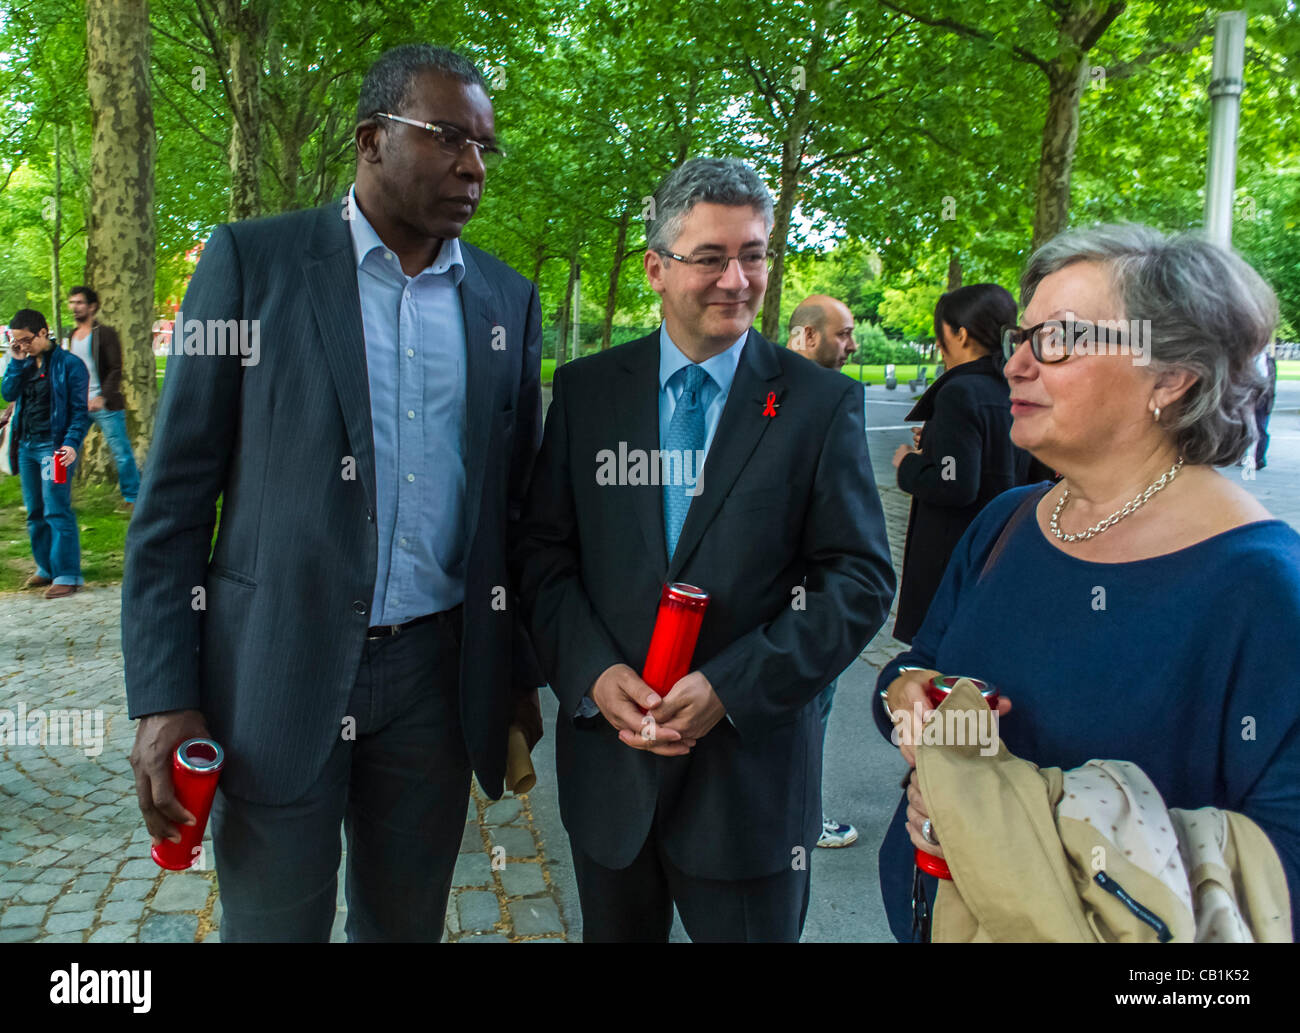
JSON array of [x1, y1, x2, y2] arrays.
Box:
[[592, 663, 696, 757], [645, 671, 724, 743]]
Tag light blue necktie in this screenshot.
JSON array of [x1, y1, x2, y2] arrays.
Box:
[[663, 363, 712, 559]]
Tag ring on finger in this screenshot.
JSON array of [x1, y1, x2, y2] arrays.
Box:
[[921, 818, 938, 846]]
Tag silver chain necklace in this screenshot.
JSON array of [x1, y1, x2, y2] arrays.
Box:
[[1050, 458, 1185, 542]]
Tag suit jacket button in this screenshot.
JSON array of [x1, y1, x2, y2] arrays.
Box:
[[366, 508, 374, 522], [353, 601, 367, 615]]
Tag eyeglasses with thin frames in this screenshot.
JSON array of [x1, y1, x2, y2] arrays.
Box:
[[374, 113, 504, 170], [656, 248, 773, 278]]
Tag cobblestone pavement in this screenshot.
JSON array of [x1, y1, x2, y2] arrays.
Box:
[[0, 588, 565, 943], [1, 381, 1295, 942]]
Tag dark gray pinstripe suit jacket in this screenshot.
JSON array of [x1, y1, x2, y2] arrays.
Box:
[[122, 198, 544, 805]]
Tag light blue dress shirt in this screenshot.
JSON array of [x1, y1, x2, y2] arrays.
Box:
[[577, 323, 748, 718], [347, 183, 468, 625], [658, 323, 747, 458]]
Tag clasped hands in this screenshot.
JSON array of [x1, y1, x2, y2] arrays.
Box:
[[590, 662, 725, 756]]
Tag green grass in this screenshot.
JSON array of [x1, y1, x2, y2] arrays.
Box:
[[0, 472, 131, 592], [157, 354, 1300, 390], [842, 364, 927, 385], [537, 357, 929, 386]]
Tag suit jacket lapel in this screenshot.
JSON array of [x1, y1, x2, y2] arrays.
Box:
[[607, 334, 668, 581], [666, 329, 785, 582], [459, 246, 498, 538], [303, 200, 377, 519]]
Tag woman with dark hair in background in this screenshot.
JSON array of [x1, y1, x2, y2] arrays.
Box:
[[890, 284, 1049, 643]]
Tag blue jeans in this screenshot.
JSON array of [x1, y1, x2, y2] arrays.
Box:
[[17, 438, 84, 585], [90, 406, 140, 502]]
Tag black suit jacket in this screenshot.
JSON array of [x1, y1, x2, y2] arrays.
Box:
[[893, 354, 1051, 643], [512, 329, 895, 880], [122, 198, 544, 804]]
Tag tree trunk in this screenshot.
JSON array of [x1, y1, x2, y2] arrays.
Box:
[[556, 252, 578, 365], [220, 0, 270, 220], [1032, 55, 1088, 250], [760, 136, 805, 340], [757, 30, 824, 341], [84, 0, 156, 482], [50, 124, 64, 344], [602, 204, 631, 350], [673, 68, 699, 164], [946, 252, 961, 291]]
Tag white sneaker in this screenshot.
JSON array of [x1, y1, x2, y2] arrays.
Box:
[[817, 816, 858, 848]]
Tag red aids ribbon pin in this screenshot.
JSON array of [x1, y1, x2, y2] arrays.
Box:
[[762, 392, 778, 418]]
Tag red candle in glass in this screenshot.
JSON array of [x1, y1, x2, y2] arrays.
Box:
[[641, 583, 709, 704], [914, 676, 998, 881], [152, 738, 225, 871]]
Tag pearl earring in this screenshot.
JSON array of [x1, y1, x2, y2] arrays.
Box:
[[1153, 406, 1161, 422]]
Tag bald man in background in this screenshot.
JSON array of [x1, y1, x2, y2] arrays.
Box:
[[788, 295, 856, 371], [787, 294, 860, 848]]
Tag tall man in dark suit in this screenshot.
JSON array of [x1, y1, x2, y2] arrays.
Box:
[[122, 44, 543, 942], [513, 158, 895, 941]]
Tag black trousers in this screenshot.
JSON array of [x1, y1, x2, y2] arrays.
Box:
[[571, 820, 812, 943], [210, 612, 471, 942]]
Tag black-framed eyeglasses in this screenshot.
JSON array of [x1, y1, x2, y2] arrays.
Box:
[[1003, 317, 1139, 364], [1002, 319, 1098, 363], [656, 248, 773, 277], [374, 112, 504, 170]]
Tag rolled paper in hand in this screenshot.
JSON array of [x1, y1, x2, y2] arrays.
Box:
[[504, 723, 536, 795], [152, 738, 224, 871], [640, 583, 710, 710]]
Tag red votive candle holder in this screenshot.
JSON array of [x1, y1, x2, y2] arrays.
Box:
[[151, 737, 224, 871], [915, 676, 998, 880], [641, 583, 710, 706]]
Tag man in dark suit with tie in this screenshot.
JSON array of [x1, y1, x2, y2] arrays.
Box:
[[513, 157, 895, 941], [122, 44, 543, 941]]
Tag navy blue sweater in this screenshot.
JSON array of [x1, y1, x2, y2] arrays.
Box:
[[874, 483, 1300, 941]]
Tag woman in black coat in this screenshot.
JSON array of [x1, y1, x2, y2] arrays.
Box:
[[890, 284, 1051, 643]]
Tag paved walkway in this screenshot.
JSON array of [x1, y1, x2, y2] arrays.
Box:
[[1, 381, 1296, 942], [0, 594, 566, 943]]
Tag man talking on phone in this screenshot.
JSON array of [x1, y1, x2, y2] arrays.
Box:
[[3, 309, 90, 599]]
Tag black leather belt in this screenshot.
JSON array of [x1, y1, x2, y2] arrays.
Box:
[[365, 606, 459, 640]]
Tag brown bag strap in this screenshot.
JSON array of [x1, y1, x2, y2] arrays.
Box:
[[979, 484, 1052, 583]]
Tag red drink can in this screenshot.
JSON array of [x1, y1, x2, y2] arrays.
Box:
[[151, 737, 225, 871], [915, 676, 998, 881], [52, 450, 66, 484], [641, 583, 709, 700]]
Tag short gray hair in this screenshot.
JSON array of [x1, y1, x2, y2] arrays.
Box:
[[1021, 223, 1278, 467], [645, 158, 774, 253]]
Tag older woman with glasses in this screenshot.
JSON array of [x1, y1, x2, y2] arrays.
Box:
[[871, 224, 1300, 941]]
